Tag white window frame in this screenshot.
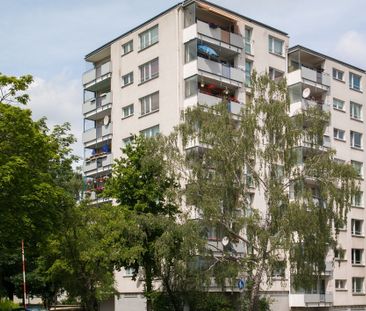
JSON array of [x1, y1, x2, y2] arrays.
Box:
[[140, 125, 160, 138], [332, 68, 344, 81], [351, 131, 363, 149], [122, 104, 134, 119], [352, 191, 363, 208], [350, 101, 362, 120], [122, 72, 134, 86], [351, 248, 363, 265], [140, 91, 159, 116], [333, 128, 346, 141], [122, 40, 133, 55], [335, 248, 346, 260], [245, 27, 253, 54], [139, 58, 159, 83], [335, 279, 347, 290], [333, 98, 345, 111], [352, 277, 364, 294], [351, 219, 363, 236], [268, 36, 284, 56], [351, 160, 363, 178], [350, 72, 362, 91], [139, 25, 158, 50], [269, 67, 284, 81]]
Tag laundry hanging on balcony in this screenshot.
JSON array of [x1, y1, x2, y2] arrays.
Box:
[[197, 44, 219, 58]]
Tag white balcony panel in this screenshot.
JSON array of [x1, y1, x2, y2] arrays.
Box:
[[82, 68, 96, 85], [198, 57, 244, 85], [83, 153, 113, 176], [198, 92, 242, 114], [82, 123, 113, 146], [83, 92, 112, 118], [184, 95, 198, 109], [82, 61, 112, 91], [288, 67, 330, 90], [290, 99, 329, 116], [290, 293, 333, 307], [183, 60, 198, 79], [82, 128, 97, 144], [183, 23, 197, 43]]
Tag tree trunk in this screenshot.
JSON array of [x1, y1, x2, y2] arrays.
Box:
[[145, 262, 153, 311]]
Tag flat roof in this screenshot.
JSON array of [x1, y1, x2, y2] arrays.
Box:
[[85, 0, 288, 60], [289, 45, 365, 73]]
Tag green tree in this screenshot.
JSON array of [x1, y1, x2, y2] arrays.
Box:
[[103, 135, 181, 311], [0, 73, 78, 302], [178, 72, 359, 311]]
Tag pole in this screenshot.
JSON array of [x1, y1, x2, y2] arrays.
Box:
[[21, 240, 27, 309]]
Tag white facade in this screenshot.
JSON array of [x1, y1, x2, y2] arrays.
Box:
[[81, 1, 366, 310]]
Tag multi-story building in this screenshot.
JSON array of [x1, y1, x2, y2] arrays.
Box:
[[81, 1, 366, 310]]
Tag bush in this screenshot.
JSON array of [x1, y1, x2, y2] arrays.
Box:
[[0, 299, 19, 311]]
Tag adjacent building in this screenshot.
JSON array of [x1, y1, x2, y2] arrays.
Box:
[[81, 1, 366, 310]]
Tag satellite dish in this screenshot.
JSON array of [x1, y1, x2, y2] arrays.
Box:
[[302, 88, 311, 99], [222, 236, 229, 246], [103, 115, 110, 126]]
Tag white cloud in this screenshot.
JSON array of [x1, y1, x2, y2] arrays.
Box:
[[28, 72, 83, 160], [335, 31, 366, 69]]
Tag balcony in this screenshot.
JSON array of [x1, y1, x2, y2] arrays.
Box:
[[197, 57, 244, 86], [288, 66, 330, 91], [197, 92, 242, 114], [290, 292, 333, 307], [290, 99, 330, 116], [83, 153, 113, 177], [83, 92, 112, 120], [82, 61, 111, 92], [82, 123, 112, 148]]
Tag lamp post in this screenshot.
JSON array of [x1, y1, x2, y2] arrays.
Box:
[[21, 240, 27, 309]]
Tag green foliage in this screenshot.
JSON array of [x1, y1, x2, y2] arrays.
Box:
[[0, 298, 19, 310], [177, 72, 359, 311]]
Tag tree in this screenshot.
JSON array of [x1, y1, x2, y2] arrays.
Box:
[[178, 72, 359, 311], [103, 135, 181, 311], [0, 73, 78, 302]]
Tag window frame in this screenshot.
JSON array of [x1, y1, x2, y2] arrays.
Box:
[[122, 104, 134, 119], [351, 248, 363, 265], [140, 91, 159, 116], [335, 279, 347, 290], [268, 36, 284, 56], [122, 72, 134, 87], [349, 72, 362, 92], [352, 277, 364, 294], [269, 67, 284, 81], [333, 98, 345, 111], [350, 131, 363, 149], [122, 40, 133, 56], [140, 125, 160, 138], [351, 219, 363, 236], [333, 128, 346, 141], [350, 101, 363, 121], [139, 25, 159, 50], [139, 58, 159, 83], [332, 68, 344, 81], [352, 191, 364, 208], [351, 160, 363, 178]]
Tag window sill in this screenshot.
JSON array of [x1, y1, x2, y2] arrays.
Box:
[[335, 289, 347, 292], [121, 50, 133, 57], [351, 205, 364, 209], [350, 87, 363, 93], [334, 138, 346, 142], [350, 117, 363, 123], [351, 146, 363, 151], [352, 293, 366, 296], [138, 41, 159, 53], [333, 107, 346, 113], [139, 109, 159, 119], [351, 234, 365, 238], [269, 51, 285, 59], [121, 82, 134, 89], [333, 77, 345, 83], [352, 264, 365, 267], [335, 259, 347, 262], [138, 75, 159, 86], [122, 114, 134, 120]]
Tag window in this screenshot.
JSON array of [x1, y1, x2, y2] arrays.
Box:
[[185, 39, 197, 63], [245, 27, 253, 54], [268, 36, 284, 56], [334, 128, 345, 141], [352, 277, 364, 294], [185, 76, 197, 98], [122, 104, 134, 118], [122, 72, 133, 86], [139, 25, 158, 50], [271, 261, 286, 278], [140, 58, 159, 83], [351, 219, 363, 236], [122, 40, 133, 55], [335, 279, 347, 290], [350, 102, 362, 120], [350, 72, 361, 91], [351, 160, 363, 178], [351, 131, 362, 149], [269, 67, 284, 81], [123, 136, 134, 146], [124, 267, 135, 277], [335, 248, 346, 260], [352, 191, 363, 207], [141, 125, 159, 138], [140, 92, 159, 115], [351, 248, 363, 265], [333, 98, 345, 111], [333, 68, 344, 81], [245, 60, 252, 87]]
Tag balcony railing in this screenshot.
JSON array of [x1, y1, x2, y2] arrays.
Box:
[[197, 20, 243, 49], [288, 66, 330, 89], [82, 61, 111, 91], [304, 293, 333, 304], [83, 153, 112, 176], [290, 292, 333, 307], [290, 99, 330, 116], [197, 92, 242, 114], [198, 57, 244, 84], [83, 92, 112, 115], [82, 123, 113, 145]]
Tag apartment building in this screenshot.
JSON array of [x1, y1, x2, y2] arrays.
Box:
[[81, 1, 366, 310]]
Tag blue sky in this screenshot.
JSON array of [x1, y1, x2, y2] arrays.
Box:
[[1, 0, 366, 159]]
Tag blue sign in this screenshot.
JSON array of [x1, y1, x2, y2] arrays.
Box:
[[238, 279, 245, 289]]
